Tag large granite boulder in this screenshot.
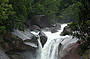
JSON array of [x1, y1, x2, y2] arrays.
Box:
[[60, 43, 80, 59], [26, 15, 51, 29], [0, 32, 38, 59], [0, 37, 26, 52], [0, 34, 37, 53], [39, 31, 47, 47]]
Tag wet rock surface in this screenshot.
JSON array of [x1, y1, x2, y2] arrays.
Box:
[[30, 25, 41, 31], [51, 27, 58, 33], [50, 23, 61, 33], [60, 26, 71, 36], [23, 34, 38, 45], [39, 31, 47, 47]]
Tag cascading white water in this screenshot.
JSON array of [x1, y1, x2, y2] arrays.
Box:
[[40, 24, 67, 59], [12, 24, 78, 59], [40, 24, 78, 59], [35, 35, 42, 59]]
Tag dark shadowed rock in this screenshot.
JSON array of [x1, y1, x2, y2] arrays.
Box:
[[58, 43, 62, 53], [39, 31, 47, 47], [26, 15, 51, 29], [0, 37, 25, 52], [9, 53, 26, 59], [60, 26, 71, 36], [24, 39, 31, 42], [1, 36, 37, 53], [24, 39, 38, 45], [12, 38, 26, 51], [0, 33, 37, 59]]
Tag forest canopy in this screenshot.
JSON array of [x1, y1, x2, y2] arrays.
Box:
[[0, 0, 82, 34]]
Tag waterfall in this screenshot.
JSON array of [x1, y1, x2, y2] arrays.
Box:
[[40, 24, 78, 59], [12, 24, 79, 59], [40, 24, 67, 59], [36, 35, 42, 59]]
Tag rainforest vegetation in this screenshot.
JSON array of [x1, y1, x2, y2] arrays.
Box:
[[0, 0, 82, 33], [68, 0, 90, 55]]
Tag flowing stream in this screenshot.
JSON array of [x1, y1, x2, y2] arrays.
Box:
[[12, 24, 78, 59], [38, 24, 78, 59]]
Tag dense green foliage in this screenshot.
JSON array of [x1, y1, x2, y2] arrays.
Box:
[[0, 0, 81, 34], [68, 0, 90, 55], [0, 0, 15, 34], [0, 0, 27, 34], [59, 2, 81, 21]]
